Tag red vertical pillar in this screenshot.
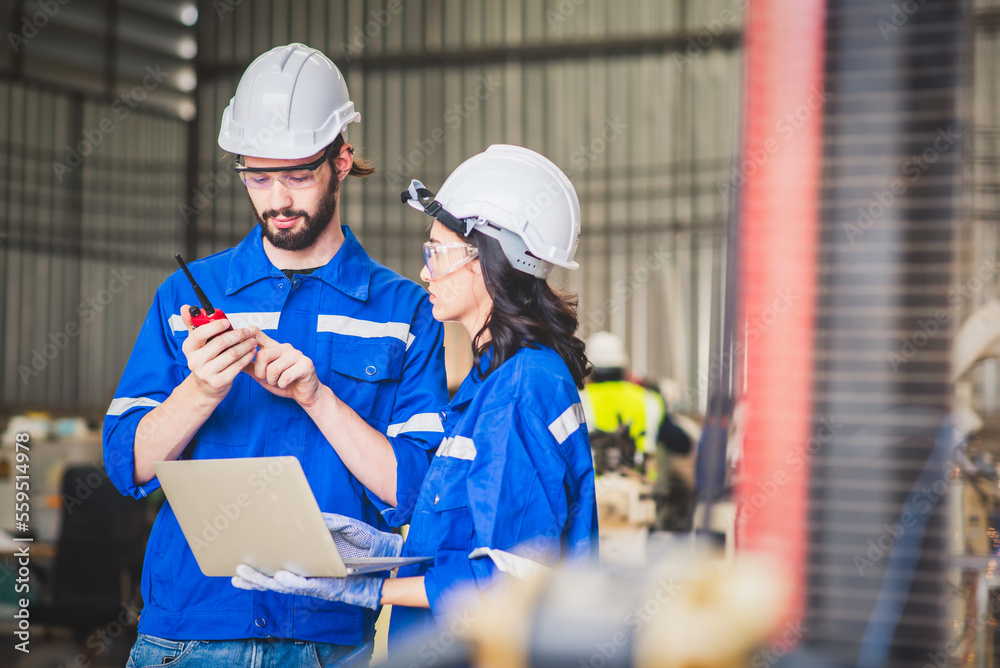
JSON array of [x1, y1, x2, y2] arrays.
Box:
[[736, 0, 826, 624]]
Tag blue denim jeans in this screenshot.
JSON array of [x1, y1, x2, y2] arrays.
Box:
[[126, 633, 374, 668]]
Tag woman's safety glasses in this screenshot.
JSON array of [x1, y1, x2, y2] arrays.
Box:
[[423, 242, 478, 279], [235, 146, 332, 190]]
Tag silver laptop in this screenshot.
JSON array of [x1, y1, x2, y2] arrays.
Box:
[[153, 456, 429, 578]]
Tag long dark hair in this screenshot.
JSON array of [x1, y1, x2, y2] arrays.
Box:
[[468, 230, 590, 388]]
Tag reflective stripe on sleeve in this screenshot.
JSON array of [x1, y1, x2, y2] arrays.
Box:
[[548, 403, 586, 445], [469, 547, 550, 580], [436, 436, 476, 460], [106, 397, 162, 416], [386, 412, 444, 437], [317, 315, 411, 345]]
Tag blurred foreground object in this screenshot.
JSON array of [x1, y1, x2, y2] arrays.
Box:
[[380, 547, 792, 668]]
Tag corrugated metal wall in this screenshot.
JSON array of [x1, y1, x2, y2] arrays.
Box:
[[192, 0, 745, 412], [0, 79, 187, 413], [3, 0, 994, 422], [0, 0, 748, 416], [0, 0, 195, 415]]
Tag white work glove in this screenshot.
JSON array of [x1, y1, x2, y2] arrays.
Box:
[[322, 512, 403, 559], [232, 564, 383, 610]]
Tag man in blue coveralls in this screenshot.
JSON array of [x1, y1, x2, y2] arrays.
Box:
[[103, 43, 448, 667]]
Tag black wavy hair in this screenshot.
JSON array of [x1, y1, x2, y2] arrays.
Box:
[[467, 230, 590, 388]]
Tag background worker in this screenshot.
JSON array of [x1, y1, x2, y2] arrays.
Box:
[[233, 145, 599, 653], [103, 43, 448, 667], [581, 330, 693, 530]]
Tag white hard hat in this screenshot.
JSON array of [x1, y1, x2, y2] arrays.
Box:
[[587, 331, 628, 369], [218, 43, 360, 160], [402, 145, 581, 278]]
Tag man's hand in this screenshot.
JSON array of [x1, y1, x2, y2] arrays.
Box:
[[248, 330, 323, 407], [180, 306, 259, 401]]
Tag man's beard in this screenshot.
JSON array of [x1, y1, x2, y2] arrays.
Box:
[[252, 176, 339, 252]]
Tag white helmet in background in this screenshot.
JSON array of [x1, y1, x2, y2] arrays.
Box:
[[218, 43, 360, 159], [402, 145, 581, 279], [586, 331, 628, 369]]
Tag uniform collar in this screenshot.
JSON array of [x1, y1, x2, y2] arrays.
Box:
[[450, 347, 496, 410], [226, 225, 372, 301]]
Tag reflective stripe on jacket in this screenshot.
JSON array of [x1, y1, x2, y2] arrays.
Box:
[[389, 346, 599, 650], [103, 226, 449, 646]]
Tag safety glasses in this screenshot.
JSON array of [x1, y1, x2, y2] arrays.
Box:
[[423, 242, 478, 279], [235, 145, 332, 190]]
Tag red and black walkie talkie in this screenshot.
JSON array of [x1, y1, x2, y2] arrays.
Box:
[[175, 254, 234, 337]]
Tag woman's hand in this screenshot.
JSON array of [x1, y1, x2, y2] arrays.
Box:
[[322, 512, 403, 558]]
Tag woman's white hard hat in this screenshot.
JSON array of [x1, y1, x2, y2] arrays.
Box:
[[402, 144, 581, 279]]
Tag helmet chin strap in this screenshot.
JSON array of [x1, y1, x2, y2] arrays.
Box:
[[402, 180, 475, 237], [402, 180, 552, 279]]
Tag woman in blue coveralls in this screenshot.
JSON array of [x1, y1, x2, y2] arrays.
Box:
[[235, 145, 599, 652]]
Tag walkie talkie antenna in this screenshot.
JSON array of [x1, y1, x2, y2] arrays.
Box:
[[175, 254, 216, 315]]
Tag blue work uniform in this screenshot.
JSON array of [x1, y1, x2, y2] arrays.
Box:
[[103, 226, 449, 647], [387, 346, 599, 651]]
